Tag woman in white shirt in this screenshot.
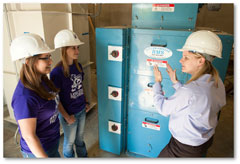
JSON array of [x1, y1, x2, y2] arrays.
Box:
[[153, 30, 226, 157]]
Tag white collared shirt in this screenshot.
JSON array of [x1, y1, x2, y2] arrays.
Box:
[[153, 74, 226, 146]]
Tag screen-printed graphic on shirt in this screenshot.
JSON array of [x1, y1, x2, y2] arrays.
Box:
[[49, 92, 60, 124], [70, 74, 83, 99]]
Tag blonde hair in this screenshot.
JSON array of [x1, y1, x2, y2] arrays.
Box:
[[55, 46, 82, 77], [20, 55, 59, 100], [186, 52, 220, 87]]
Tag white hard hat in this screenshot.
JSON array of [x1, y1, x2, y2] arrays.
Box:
[[177, 30, 222, 58], [54, 29, 84, 49], [10, 33, 54, 61]]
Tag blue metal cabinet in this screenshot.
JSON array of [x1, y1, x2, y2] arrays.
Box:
[[132, 4, 199, 30], [128, 29, 191, 114], [96, 27, 129, 154], [96, 27, 233, 157], [127, 29, 191, 157]]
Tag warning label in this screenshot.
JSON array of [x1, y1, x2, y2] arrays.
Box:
[[142, 121, 160, 131], [146, 59, 167, 68], [152, 4, 175, 12]]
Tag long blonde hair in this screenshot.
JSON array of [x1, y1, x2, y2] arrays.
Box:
[[186, 52, 220, 87], [55, 47, 82, 77], [20, 55, 59, 100]]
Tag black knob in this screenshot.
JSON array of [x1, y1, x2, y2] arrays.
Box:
[[111, 91, 119, 97], [111, 50, 119, 58], [111, 124, 118, 131]]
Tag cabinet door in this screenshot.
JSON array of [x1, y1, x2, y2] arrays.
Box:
[[127, 109, 171, 157], [127, 29, 190, 157], [96, 27, 129, 155]]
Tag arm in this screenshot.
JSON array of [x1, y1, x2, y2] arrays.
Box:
[[83, 87, 90, 112], [153, 82, 191, 116], [80, 65, 90, 112], [58, 102, 75, 125], [50, 70, 75, 124], [18, 118, 47, 158]]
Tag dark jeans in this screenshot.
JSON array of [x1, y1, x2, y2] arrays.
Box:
[[158, 136, 214, 157]]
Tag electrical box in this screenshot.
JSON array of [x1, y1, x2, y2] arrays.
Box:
[[96, 27, 129, 155], [132, 4, 199, 30]]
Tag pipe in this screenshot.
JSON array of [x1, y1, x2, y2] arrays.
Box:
[[14, 127, 19, 146], [5, 3, 102, 18], [90, 4, 102, 18], [6, 9, 92, 15], [4, 4, 19, 80]]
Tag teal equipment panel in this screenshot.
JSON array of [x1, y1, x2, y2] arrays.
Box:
[[132, 4, 199, 30]]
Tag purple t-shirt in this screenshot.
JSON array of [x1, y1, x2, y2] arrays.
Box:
[[50, 63, 86, 115], [11, 80, 60, 153]]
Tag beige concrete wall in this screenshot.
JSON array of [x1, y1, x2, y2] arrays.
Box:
[[88, 4, 132, 69], [41, 3, 71, 12], [196, 4, 234, 34], [94, 4, 132, 27], [71, 4, 93, 104], [41, 3, 72, 67]]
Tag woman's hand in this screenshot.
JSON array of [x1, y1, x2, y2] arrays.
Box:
[[153, 65, 162, 82], [66, 115, 76, 125], [58, 102, 75, 125], [166, 63, 178, 84]]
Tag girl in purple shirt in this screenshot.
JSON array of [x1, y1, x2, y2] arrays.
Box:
[[10, 33, 60, 158], [50, 29, 89, 157]]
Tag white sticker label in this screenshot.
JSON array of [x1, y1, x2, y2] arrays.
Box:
[[108, 46, 123, 62], [144, 47, 172, 59], [142, 122, 160, 131], [152, 4, 175, 12], [146, 59, 168, 68], [108, 86, 122, 101]]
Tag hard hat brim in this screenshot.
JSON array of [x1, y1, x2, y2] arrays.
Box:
[[177, 48, 188, 52], [12, 48, 55, 61], [37, 48, 55, 55], [55, 41, 84, 49]]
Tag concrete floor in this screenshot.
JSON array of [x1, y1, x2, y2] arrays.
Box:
[[3, 67, 234, 158]]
